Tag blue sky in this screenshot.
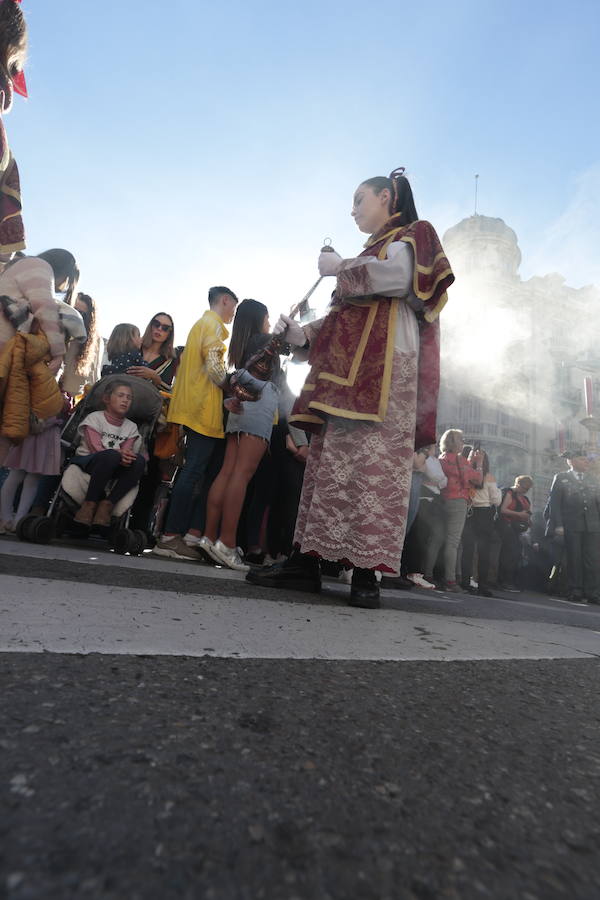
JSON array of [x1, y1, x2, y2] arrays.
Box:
[[7, 0, 600, 346]]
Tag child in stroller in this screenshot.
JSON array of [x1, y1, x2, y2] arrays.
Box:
[[17, 374, 162, 553], [72, 379, 145, 527]]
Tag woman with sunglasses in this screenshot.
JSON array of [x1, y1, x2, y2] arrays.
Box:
[[127, 312, 177, 389]]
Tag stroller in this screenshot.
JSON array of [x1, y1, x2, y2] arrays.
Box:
[[17, 375, 163, 555]]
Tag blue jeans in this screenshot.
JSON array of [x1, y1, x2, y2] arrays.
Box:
[[164, 428, 219, 535]]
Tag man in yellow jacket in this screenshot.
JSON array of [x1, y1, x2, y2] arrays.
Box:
[[153, 286, 238, 559]]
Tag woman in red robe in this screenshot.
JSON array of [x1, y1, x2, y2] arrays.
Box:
[[247, 168, 454, 607]]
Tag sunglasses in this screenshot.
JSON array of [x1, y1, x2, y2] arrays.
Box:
[[151, 319, 172, 332]]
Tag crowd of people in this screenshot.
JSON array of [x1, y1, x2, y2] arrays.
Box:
[[0, 0, 594, 610]]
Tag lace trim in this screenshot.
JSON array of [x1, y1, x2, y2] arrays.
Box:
[[294, 349, 417, 571]]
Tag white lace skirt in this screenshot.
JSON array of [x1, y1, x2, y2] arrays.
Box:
[[293, 303, 418, 571]]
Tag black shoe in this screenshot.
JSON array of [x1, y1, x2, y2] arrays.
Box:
[[381, 575, 414, 590], [349, 568, 380, 609], [587, 595, 600, 605], [567, 593, 586, 604], [244, 551, 265, 566], [245, 551, 321, 593], [477, 587, 494, 598]]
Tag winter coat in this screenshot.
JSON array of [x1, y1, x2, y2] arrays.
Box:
[[0, 331, 63, 441]]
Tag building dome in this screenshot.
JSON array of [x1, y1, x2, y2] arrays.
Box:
[[443, 215, 522, 281]]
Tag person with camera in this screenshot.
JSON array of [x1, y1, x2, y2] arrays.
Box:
[[497, 475, 533, 592], [460, 448, 501, 597], [424, 429, 484, 592]]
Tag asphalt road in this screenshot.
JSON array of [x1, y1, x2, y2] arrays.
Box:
[[2, 538, 600, 899]]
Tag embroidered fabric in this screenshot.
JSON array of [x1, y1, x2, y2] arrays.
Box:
[[337, 241, 414, 300], [294, 346, 417, 571]]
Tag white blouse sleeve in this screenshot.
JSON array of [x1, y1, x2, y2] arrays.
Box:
[[336, 242, 416, 301], [424, 456, 448, 489]]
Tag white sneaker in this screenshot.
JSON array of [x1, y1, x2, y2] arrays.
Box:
[[207, 539, 250, 572], [183, 533, 202, 546], [196, 535, 218, 564], [407, 573, 435, 590]]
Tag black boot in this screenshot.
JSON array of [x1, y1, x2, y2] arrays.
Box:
[[349, 568, 380, 609], [245, 549, 321, 593]]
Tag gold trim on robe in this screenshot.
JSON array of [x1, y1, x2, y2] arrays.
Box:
[[289, 216, 454, 448]]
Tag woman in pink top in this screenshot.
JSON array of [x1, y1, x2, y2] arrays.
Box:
[[425, 429, 483, 592]]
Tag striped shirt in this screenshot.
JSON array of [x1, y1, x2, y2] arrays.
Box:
[[0, 257, 66, 359]]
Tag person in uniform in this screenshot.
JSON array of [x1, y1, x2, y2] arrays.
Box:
[[545, 448, 600, 604]]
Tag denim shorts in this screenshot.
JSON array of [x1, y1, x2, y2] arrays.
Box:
[[225, 382, 278, 442]]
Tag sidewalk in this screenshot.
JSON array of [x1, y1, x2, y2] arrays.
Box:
[[2, 535, 600, 661]]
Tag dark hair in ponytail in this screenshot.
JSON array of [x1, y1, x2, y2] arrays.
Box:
[[37, 249, 80, 306], [361, 167, 418, 226], [74, 293, 100, 376], [228, 298, 268, 369], [0, 1, 26, 98]]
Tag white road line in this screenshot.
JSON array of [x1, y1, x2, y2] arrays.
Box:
[[1, 575, 599, 661]]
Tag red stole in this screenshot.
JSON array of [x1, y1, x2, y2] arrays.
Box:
[[0, 113, 25, 255], [290, 217, 454, 448]]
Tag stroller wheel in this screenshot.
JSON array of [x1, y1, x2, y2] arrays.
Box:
[[112, 528, 135, 555], [16, 513, 39, 542], [30, 517, 55, 544], [131, 530, 148, 556]]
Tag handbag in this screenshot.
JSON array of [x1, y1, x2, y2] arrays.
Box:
[[153, 422, 181, 459]]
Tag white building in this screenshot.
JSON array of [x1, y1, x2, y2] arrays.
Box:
[[438, 214, 600, 517]]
